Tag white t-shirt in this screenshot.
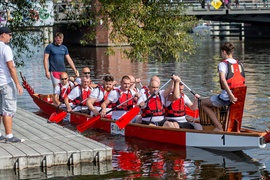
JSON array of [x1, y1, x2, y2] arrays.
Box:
[[90, 86, 112, 116], [218, 58, 237, 100], [0, 42, 14, 86], [54, 81, 74, 95], [67, 86, 91, 111], [137, 89, 166, 122], [107, 87, 136, 120]]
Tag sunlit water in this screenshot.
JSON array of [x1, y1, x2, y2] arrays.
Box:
[[15, 36, 270, 179]]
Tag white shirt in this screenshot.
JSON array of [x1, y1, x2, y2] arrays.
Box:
[[107, 87, 136, 120], [54, 81, 74, 95], [90, 86, 112, 116], [67, 86, 91, 111], [0, 41, 14, 86]]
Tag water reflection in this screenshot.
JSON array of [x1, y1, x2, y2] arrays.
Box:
[[16, 37, 270, 179]]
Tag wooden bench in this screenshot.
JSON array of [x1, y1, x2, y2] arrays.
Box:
[[199, 86, 247, 132]]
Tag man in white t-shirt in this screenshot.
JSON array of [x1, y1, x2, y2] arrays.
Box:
[[53, 72, 74, 107], [64, 76, 92, 112], [100, 75, 137, 120], [87, 74, 115, 118], [0, 27, 24, 143]]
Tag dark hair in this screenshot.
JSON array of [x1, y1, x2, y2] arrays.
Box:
[[103, 74, 114, 82], [221, 42, 234, 55]]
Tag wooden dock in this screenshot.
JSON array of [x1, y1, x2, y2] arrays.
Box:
[[0, 108, 112, 171]]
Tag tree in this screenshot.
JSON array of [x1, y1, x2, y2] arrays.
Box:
[[0, 0, 49, 66], [71, 0, 199, 62]]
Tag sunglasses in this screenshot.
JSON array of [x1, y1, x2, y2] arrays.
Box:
[[61, 78, 67, 80], [179, 83, 183, 86], [83, 72, 90, 75]]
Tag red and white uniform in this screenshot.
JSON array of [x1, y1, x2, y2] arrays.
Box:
[[90, 85, 112, 116], [67, 85, 92, 111], [107, 87, 136, 120], [54, 81, 74, 107]]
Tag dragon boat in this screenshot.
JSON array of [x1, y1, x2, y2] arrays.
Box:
[[20, 73, 270, 152]]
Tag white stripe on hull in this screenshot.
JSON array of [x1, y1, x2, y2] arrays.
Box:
[[186, 132, 266, 151]]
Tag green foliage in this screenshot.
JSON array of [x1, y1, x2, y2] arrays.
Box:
[[78, 0, 199, 62], [0, 1, 44, 67]]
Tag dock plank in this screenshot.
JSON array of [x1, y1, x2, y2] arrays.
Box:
[[0, 108, 112, 170]]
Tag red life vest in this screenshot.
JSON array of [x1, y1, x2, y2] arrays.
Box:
[[165, 93, 186, 117], [221, 60, 245, 89], [112, 89, 133, 110], [141, 89, 164, 117], [93, 84, 112, 108], [58, 82, 72, 103], [73, 85, 91, 106]]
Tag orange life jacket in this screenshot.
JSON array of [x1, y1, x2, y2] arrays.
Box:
[[73, 85, 91, 106], [93, 84, 112, 108], [220, 60, 245, 89], [165, 93, 186, 117], [112, 89, 133, 110], [141, 89, 164, 117]]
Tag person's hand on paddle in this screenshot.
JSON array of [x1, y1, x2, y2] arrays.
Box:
[[172, 74, 181, 83], [92, 109, 100, 117], [67, 106, 72, 113], [138, 101, 145, 107], [100, 108, 107, 118], [194, 94, 200, 101]]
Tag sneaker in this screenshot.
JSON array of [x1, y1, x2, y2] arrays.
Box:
[[5, 137, 25, 143], [0, 135, 6, 141]]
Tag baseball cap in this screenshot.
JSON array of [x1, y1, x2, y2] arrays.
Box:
[[0, 27, 12, 35]]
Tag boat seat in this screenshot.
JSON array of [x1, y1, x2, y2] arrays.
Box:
[[199, 86, 247, 132], [39, 94, 53, 104]]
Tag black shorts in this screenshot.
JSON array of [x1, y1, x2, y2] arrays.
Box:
[[142, 119, 166, 126], [167, 119, 194, 129]]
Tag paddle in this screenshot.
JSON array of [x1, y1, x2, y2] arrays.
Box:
[[180, 80, 200, 117], [49, 97, 89, 123], [76, 95, 137, 133], [116, 78, 172, 129]]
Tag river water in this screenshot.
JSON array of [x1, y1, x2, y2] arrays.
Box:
[[14, 36, 270, 179]]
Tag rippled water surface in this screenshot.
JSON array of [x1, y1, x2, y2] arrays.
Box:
[[16, 37, 270, 179]]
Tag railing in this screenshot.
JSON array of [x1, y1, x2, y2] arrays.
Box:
[[53, 1, 270, 24]]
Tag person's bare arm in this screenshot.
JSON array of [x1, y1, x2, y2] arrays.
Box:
[[43, 53, 50, 79], [219, 72, 237, 103], [7, 61, 23, 95], [100, 99, 111, 117], [86, 97, 99, 116], [65, 54, 78, 77]]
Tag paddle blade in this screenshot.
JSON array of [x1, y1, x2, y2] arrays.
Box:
[[49, 111, 67, 123], [76, 115, 101, 133], [116, 107, 141, 129], [185, 106, 199, 118]]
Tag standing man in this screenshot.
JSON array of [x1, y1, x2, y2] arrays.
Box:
[[43, 32, 78, 92], [0, 27, 24, 143]]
